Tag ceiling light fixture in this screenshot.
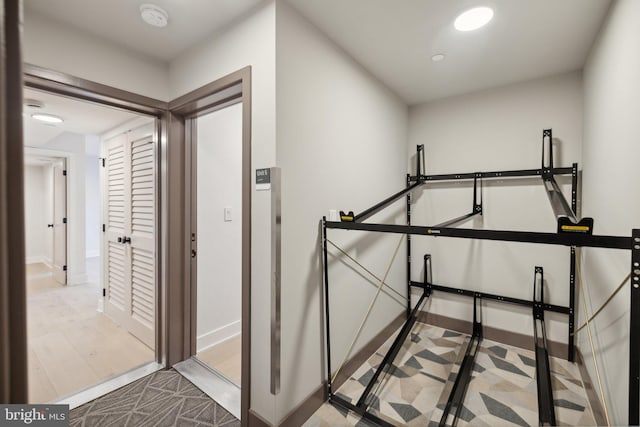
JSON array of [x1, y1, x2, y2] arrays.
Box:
[[454, 7, 494, 32], [24, 98, 44, 109], [31, 113, 63, 124], [431, 54, 446, 62], [140, 4, 169, 28]]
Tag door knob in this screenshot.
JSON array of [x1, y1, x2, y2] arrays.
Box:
[[122, 236, 131, 244], [47, 224, 54, 228]]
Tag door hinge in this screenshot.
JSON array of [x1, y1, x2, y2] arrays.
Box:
[[100, 158, 105, 167], [63, 170, 67, 176], [63, 265, 67, 271], [102, 224, 106, 232], [102, 288, 106, 297], [63, 218, 67, 224]]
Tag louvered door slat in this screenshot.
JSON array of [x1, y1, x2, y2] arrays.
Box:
[[131, 248, 154, 330], [102, 124, 155, 350]]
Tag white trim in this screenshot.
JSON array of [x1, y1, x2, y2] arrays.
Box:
[[197, 320, 241, 353], [26, 255, 47, 264], [86, 250, 100, 258], [101, 116, 154, 141], [68, 273, 89, 285]]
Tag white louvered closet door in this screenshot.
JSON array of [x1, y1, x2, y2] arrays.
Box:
[[102, 123, 156, 350], [104, 133, 131, 330], [127, 126, 155, 348]]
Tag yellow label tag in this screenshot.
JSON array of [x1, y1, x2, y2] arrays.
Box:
[[341, 216, 354, 221], [561, 225, 590, 232]]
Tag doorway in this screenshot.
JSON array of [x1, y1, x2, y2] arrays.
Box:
[[169, 67, 252, 423], [193, 101, 243, 388], [23, 87, 159, 404]]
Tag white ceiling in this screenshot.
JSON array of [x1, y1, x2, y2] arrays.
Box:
[[24, 1, 612, 105], [23, 88, 142, 147], [286, 0, 611, 104], [25, 0, 266, 62]]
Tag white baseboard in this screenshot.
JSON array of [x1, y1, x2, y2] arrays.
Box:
[[197, 320, 241, 353], [43, 257, 53, 268], [26, 255, 46, 264], [68, 273, 89, 285], [86, 250, 100, 258]]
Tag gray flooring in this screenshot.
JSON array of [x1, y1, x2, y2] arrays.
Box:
[[306, 323, 596, 426], [70, 369, 239, 427]]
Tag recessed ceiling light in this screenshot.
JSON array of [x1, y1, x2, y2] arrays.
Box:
[[140, 4, 169, 28], [454, 7, 494, 32], [431, 54, 446, 62], [31, 113, 63, 124]]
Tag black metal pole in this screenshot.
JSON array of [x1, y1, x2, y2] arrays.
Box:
[[533, 267, 557, 426], [568, 163, 578, 362], [356, 290, 429, 409], [332, 394, 395, 427], [326, 221, 631, 250], [354, 182, 423, 223], [406, 173, 412, 318], [410, 166, 575, 184], [439, 296, 483, 427], [630, 229, 640, 425], [322, 217, 333, 397], [568, 246, 576, 362]]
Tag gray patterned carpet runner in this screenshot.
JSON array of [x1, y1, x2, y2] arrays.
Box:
[[70, 369, 239, 427]]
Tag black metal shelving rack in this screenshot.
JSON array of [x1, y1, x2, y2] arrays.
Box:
[[321, 129, 640, 426]]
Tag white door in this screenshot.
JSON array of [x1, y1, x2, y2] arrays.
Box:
[[103, 123, 156, 349], [52, 161, 67, 285]]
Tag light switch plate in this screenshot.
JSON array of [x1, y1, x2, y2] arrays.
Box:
[[224, 207, 232, 222]]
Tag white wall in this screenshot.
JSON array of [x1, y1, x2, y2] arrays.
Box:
[[24, 165, 47, 263], [408, 72, 583, 343], [580, 0, 640, 423], [196, 102, 243, 352], [23, 10, 170, 101], [276, 2, 409, 422], [169, 2, 277, 421], [33, 132, 88, 285], [85, 136, 101, 258]]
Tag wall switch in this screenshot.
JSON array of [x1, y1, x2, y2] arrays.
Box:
[[224, 207, 232, 222]]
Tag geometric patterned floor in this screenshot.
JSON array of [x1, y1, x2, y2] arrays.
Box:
[[70, 369, 240, 427], [305, 322, 597, 426]]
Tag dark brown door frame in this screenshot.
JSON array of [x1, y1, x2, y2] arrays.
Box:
[[22, 63, 176, 366], [169, 66, 252, 425], [13, 62, 252, 423], [0, 0, 28, 404]]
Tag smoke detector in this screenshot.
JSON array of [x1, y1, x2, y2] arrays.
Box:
[[140, 4, 169, 28], [24, 98, 44, 109]]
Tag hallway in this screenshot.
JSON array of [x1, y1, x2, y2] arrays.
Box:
[[27, 259, 154, 403]]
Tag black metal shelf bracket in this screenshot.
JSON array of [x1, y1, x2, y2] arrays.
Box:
[[541, 129, 594, 235], [630, 229, 640, 425], [355, 289, 430, 410], [320, 132, 639, 426], [533, 267, 557, 426], [439, 296, 483, 427]]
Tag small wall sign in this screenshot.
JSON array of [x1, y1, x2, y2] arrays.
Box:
[[256, 168, 271, 190]]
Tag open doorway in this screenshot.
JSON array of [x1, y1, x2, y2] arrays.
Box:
[[23, 87, 159, 404], [193, 101, 243, 388]]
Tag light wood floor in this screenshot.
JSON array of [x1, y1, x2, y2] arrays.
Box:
[[27, 261, 154, 403], [196, 335, 241, 387]]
